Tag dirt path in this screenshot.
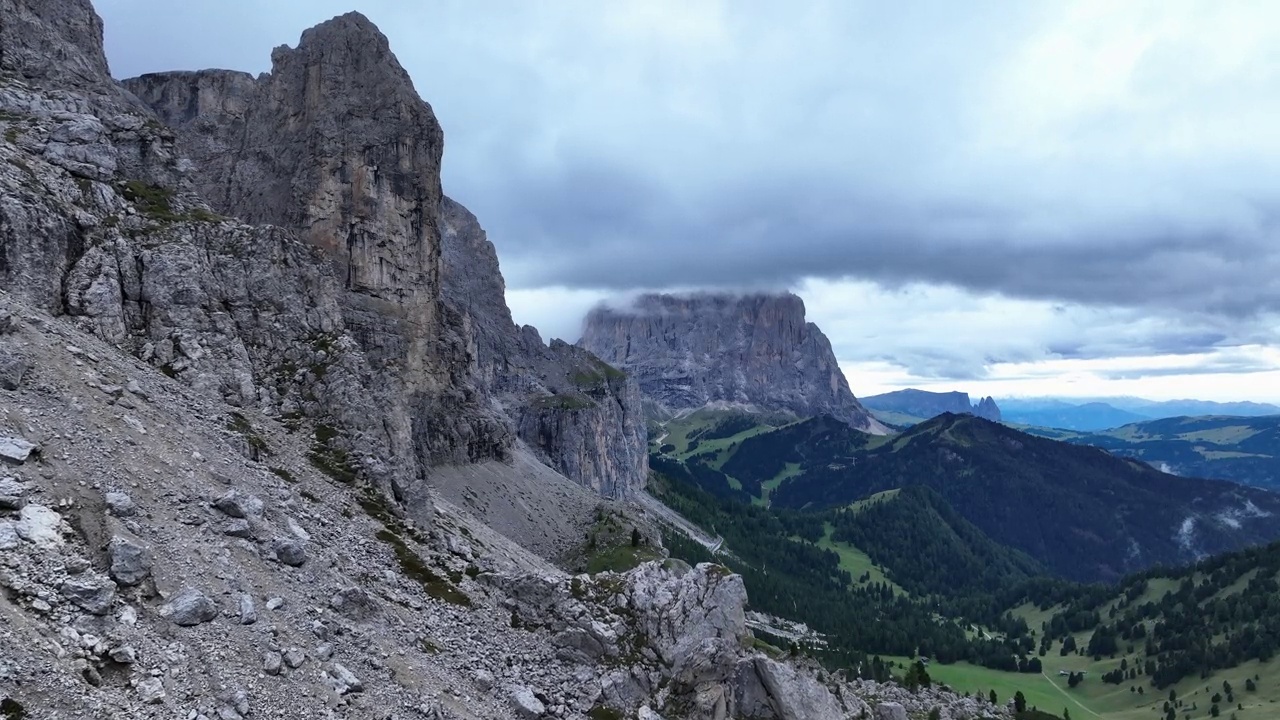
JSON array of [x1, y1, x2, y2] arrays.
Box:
[[634, 491, 723, 554], [1041, 673, 1104, 718]]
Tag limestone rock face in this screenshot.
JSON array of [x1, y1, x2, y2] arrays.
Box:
[[122, 13, 510, 475], [122, 15, 647, 500], [581, 293, 886, 433], [439, 197, 647, 498]]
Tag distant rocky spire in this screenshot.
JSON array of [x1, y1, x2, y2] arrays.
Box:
[[974, 396, 1001, 421]]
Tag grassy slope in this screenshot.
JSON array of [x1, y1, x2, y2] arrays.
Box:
[[816, 522, 905, 595], [887, 653, 1280, 720], [868, 409, 930, 427], [653, 409, 817, 506]]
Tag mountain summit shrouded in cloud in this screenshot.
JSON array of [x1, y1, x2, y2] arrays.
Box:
[[95, 0, 1280, 401]]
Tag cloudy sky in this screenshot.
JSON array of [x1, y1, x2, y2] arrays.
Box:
[[96, 0, 1280, 402]]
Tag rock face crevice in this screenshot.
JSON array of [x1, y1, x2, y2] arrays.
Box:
[[439, 197, 647, 497], [580, 292, 886, 433]]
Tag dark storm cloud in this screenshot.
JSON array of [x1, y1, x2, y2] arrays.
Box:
[[473, 156, 1280, 317]]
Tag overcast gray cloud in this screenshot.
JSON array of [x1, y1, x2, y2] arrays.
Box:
[[94, 1, 1280, 398]]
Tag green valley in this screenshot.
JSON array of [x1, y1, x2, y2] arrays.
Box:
[[647, 408, 1280, 720]]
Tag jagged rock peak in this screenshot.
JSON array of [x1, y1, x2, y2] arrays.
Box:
[[124, 9, 512, 473], [125, 11, 445, 301], [580, 291, 887, 434], [975, 395, 1001, 421]]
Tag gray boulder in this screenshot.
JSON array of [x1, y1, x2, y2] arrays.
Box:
[[14, 504, 61, 548], [103, 491, 137, 517], [60, 574, 116, 615], [107, 534, 152, 586], [136, 677, 166, 704], [510, 685, 545, 719], [325, 663, 363, 695], [221, 518, 252, 538], [0, 352, 28, 391], [272, 537, 307, 566], [0, 477, 29, 510], [0, 437, 37, 465], [237, 594, 256, 625], [160, 588, 218, 626], [734, 657, 846, 720], [212, 490, 263, 519], [329, 587, 378, 620], [875, 702, 909, 720]]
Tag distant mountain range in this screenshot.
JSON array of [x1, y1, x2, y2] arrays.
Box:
[[1022, 414, 1280, 491], [999, 396, 1280, 431], [861, 389, 1000, 425]]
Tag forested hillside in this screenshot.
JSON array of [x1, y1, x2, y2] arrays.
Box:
[[649, 464, 1043, 671], [654, 411, 1280, 582], [1028, 541, 1280, 689], [647, 408, 1280, 719]]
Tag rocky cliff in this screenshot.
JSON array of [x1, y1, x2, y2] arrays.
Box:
[[0, 0, 643, 503], [1, 1, 515, 530], [580, 293, 886, 434], [439, 198, 646, 498], [120, 20, 644, 500], [861, 389, 1002, 422]]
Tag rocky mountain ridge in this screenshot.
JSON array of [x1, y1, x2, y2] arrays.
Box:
[[579, 293, 886, 434], [861, 389, 1001, 423]]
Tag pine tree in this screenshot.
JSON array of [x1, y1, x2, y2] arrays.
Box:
[[1014, 691, 1026, 713]]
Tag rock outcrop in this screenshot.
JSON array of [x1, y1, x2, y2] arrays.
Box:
[[861, 389, 1002, 422], [439, 197, 647, 498], [580, 293, 886, 433], [2, 0, 511, 530], [974, 395, 1001, 422]]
